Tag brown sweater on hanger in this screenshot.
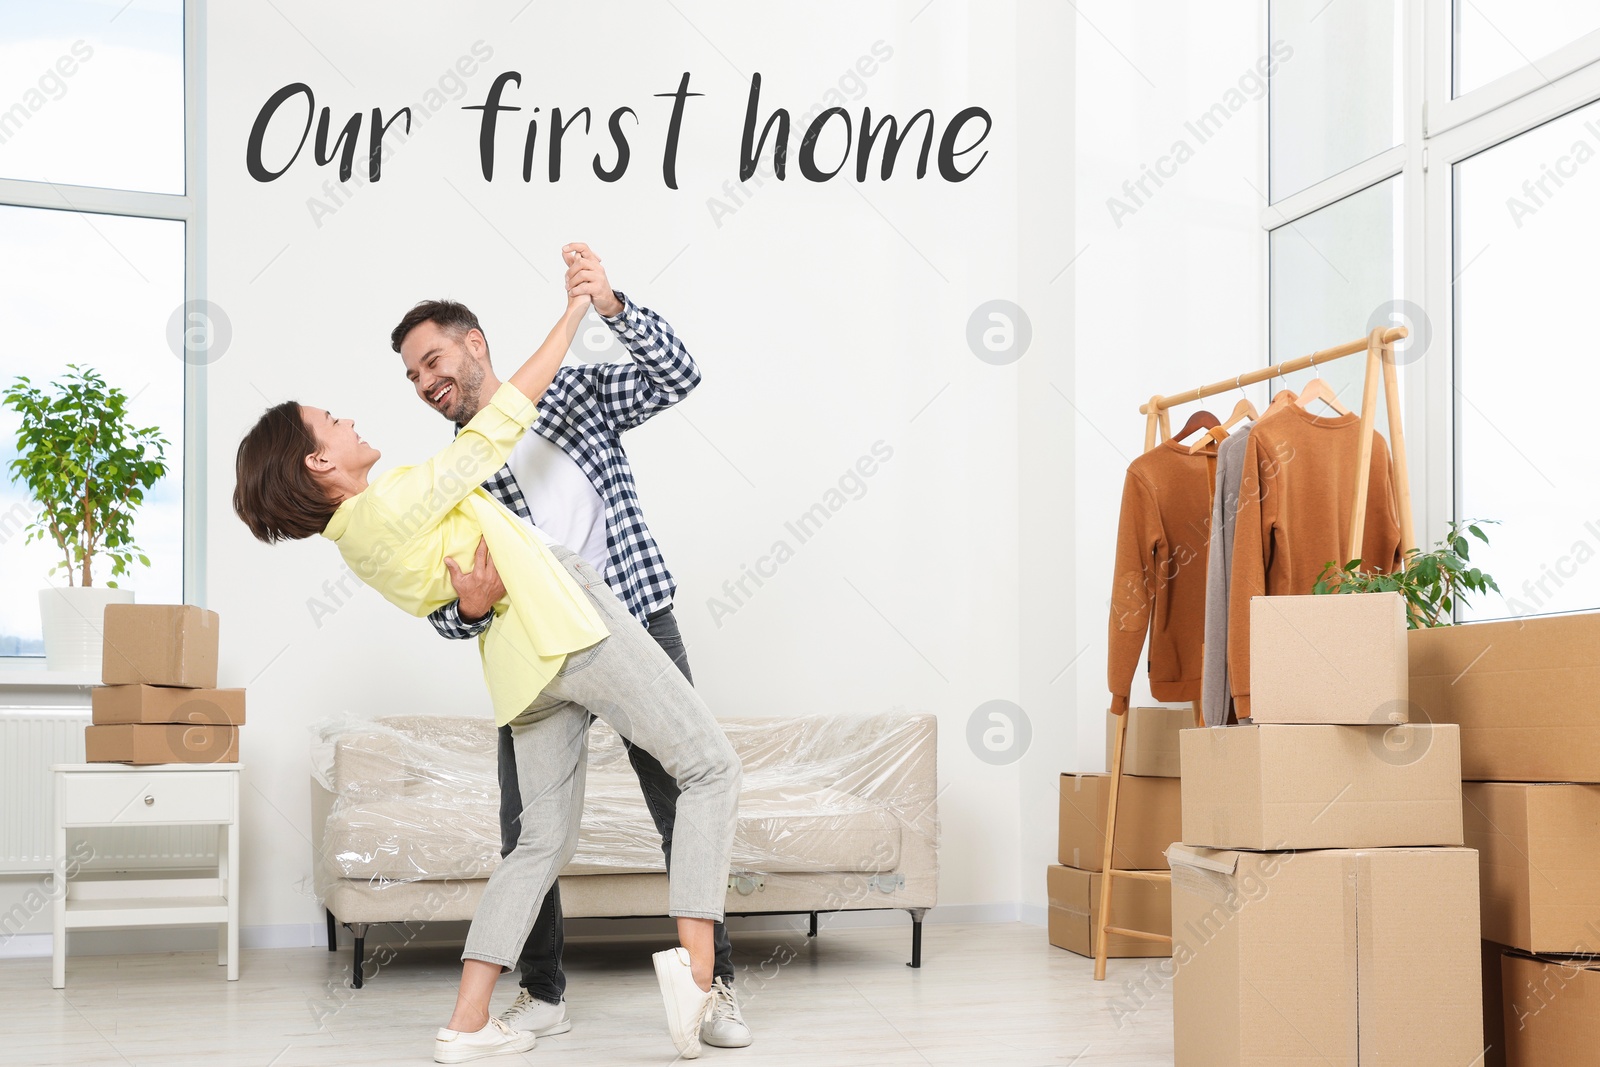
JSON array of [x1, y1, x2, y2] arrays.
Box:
[[1107, 439, 1217, 714], [1227, 403, 1404, 718]]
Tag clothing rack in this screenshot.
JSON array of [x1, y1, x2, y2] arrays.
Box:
[[1094, 325, 1416, 982], [1138, 325, 1414, 555]]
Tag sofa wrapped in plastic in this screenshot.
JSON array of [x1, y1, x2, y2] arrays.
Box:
[[309, 712, 939, 985]]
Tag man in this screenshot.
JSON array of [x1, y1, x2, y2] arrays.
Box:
[[391, 243, 750, 1049]]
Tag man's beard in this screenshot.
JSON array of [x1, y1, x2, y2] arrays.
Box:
[[442, 357, 486, 425]]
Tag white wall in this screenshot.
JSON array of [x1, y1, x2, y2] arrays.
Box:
[[201, 0, 1027, 939]]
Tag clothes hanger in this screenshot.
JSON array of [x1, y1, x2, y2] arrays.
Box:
[[1188, 376, 1260, 453], [1171, 407, 1221, 445], [1295, 354, 1354, 416], [1296, 379, 1352, 416], [1257, 363, 1299, 417]]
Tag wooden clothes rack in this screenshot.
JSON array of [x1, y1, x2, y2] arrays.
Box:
[[1093, 325, 1417, 982], [1139, 325, 1416, 552]]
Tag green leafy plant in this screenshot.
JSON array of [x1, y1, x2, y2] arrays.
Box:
[[1313, 519, 1501, 628], [3, 365, 171, 587]]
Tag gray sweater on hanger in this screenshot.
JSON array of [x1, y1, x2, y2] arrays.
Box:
[[1202, 424, 1252, 726]]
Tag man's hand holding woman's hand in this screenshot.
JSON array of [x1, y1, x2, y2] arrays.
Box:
[[563, 242, 622, 317], [511, 246, 606, 406], [446, 537, 507, 624]]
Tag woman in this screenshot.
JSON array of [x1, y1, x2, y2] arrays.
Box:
[[233, 266, 740, 1064]]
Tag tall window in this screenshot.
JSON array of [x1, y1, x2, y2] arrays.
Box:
[[1266, 0, 1405, 412], [1266, 0, 1600, 620], [0, 1, 198, 658], [1449, 74, 1600, 619], [1268, 176, 1403, 440]]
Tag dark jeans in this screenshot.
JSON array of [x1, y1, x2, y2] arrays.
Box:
[[497, 603, 735, 1003]]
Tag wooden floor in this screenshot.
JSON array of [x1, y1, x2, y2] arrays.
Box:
[[0, 922, 1175, 1065]]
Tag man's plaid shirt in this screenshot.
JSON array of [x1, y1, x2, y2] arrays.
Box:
[[428, 291, 699, 639]]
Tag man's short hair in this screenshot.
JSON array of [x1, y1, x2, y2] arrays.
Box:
[[389, 299, 487, 354]]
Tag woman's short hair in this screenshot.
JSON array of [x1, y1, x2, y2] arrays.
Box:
[[233, 401, 338, 542]]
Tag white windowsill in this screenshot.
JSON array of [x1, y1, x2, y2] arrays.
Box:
[[0, 662, 99, 687]]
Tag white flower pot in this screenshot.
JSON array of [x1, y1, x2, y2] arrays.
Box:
[[38, 586, 136, 674]]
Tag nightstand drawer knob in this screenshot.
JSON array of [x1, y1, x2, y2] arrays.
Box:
[[144, 795, 155, 806]]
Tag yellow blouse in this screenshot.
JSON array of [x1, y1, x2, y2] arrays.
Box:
[[321, 382, 609, 725]]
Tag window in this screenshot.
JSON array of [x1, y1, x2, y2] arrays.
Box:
[[0, 1, 185, 192], [1268, 0, 1600, 619], [1265, 2, 1408, 487], [1452, 98, 1600, 619], [1453, 2, 1600, 97], [1269, 177, 1403, 437], [1269, 0, 1404, 201], [0, 1, 197, 658]]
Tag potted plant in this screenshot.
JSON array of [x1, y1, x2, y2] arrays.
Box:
[[1313, 519, 1501, 628], [3, 365, 170, 671]]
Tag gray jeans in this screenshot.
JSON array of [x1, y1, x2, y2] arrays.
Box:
[[502, 605, 737, 1001], [462, 546, 742, 969]]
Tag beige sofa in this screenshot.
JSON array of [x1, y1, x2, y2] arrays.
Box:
[[311, 713, 938, 986]]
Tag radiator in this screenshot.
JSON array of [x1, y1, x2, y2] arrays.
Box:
[[0, 707, 218, 873]]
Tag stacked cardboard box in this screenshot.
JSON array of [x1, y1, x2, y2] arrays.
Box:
[[1498, 951, 1600, 1066], [1168, 592, 1484, 1066], [1048, 706, 1186, 958], [1410, 611, 1600, 1067], [1045, 862, 1169, 960], [87, 605, 243, 765], [1410, 613, 1600, 783]]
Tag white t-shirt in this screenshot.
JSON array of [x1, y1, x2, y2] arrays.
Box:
[[504, 431, 611, 575]]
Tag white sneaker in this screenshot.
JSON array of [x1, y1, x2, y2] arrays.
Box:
[[652, 947, 712, 1060], [499, 990, 573, 1036], [433, 1016, 536, 1063], [701, 977, 754, 1048]]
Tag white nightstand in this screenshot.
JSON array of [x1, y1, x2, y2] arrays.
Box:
[[50, 763, 241, 988]]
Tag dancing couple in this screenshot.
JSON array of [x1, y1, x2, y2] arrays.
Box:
[[234, 244, 750, 1062]]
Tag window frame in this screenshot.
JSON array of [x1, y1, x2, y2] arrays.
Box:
[[1428, 1, 1600, 134], [1265, 0, 1600, 615], [0, 3, 206, 664]]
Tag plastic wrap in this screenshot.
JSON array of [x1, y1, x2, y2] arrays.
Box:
[[311, 712, 939, 914]]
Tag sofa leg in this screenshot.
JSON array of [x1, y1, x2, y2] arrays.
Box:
[[350, 923, 369, 989], [325, 908, 338, 952], [808, 911, 818, 938], [906, 909, 926, 969]]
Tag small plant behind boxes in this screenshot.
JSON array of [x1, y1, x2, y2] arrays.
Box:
[[1313, 519, 1501, 628], [2, 364, 171, 587]]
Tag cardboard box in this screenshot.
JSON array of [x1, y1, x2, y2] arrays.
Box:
[[1502, 951, 1600, 1067], [1106, 706, 1187, 777], [85, 724, 239, 765], [101, 604, 219, 688], [1410, 612, 1600, 782], [1058, 772, 1181, 871], [1180, 723, 1463, 850], [1169, 844, 1482, 1066], [1045, 864, 1170, 959], [1463, 782, 1600, 953], [92, 685, 246, 725], [1249, 592, 1408, 725], [1483, 941, 1508, 1067]]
